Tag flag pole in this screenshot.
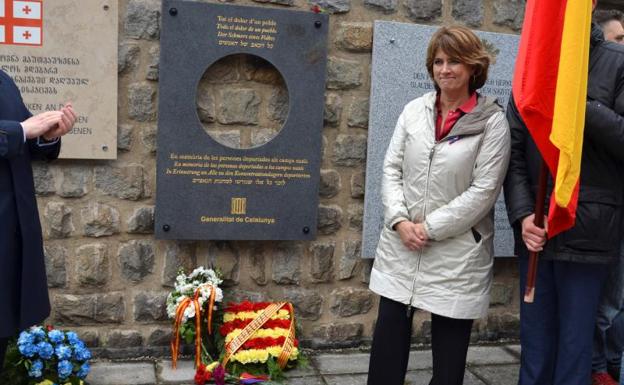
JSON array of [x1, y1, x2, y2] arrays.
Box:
[[524, 160, 549, 303]]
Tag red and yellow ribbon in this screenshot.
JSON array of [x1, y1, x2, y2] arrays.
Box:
[[222, 302, 296, 369], [170, 284, 217, 369]]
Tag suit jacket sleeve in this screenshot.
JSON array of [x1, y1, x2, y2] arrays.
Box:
[[0, 70, 60, 161], [0, 121, 26, 159], [28, 137, 61, 161]]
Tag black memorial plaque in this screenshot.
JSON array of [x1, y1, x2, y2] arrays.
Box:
[[155, 0, 329, 240]]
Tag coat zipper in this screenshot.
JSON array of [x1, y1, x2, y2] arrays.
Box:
[[406, 144, 437, 317]]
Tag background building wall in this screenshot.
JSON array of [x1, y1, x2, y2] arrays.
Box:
[[35, 0, 531, 358]]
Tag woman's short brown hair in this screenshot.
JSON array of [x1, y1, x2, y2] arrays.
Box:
[[426, 25, 491, 92]]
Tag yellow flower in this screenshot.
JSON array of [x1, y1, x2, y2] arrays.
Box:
[[206, 361, 219, 372], [225, 327, 290, 344], [230, 347, 299, 364], [223, 309, 291, 322]]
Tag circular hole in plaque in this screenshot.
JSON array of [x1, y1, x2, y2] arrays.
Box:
[[196, 54, 289, 149]]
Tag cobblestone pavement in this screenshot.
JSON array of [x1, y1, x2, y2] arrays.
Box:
[[87, 345, 521, 385]]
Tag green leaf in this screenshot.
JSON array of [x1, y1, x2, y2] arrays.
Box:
[[266, 356, 285, 381]]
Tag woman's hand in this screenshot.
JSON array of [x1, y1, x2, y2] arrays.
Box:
[[521, 214, 548, 252], [395, 221, 429, 251]]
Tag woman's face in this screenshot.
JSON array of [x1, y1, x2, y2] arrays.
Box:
[[432, 49, 473, 96]]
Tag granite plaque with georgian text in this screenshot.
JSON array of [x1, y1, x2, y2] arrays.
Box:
[[0, 0, 118, 159], [362, 21, 519, 258], [155, 1, 328, 240]]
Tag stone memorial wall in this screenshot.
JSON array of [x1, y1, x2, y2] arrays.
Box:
[[17, 0, 530, 357]]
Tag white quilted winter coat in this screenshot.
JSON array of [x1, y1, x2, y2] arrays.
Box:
[[369, 92, 511, 319]]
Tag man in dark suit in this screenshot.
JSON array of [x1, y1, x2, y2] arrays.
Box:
[[0, 69, 76, 368]]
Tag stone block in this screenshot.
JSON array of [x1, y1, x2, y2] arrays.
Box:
[[209, 130, 241, 149], [310, 241, 335, 282], [251, 128, 275, 147], [326, 57, 362, 90], [127, 206, 155, 234], [97, 293, 126, 323], [197, 80, 215, 124], [223, 289, 267, 304], [350, 170, 365, 198], [281, 288, 323, 320], [82, 202, 120, 237], [364, 0, 397, 13], [324, 93, 342, 127], [319, 169, 341, 198], [128, 82, 157, 122], [205, 241, 240, 286], [94, 164, 147, 200], [333, 134, 367, 167], [348, 203, 363, 230], [119, 240, 155, 283], [250, 245, 268, 286], [310, 324, 364, 349], [76, 243, 110, 287], [339, 240, 361, 280], [268, 88, 289, 124], [44, 244, 67, 288], [217, 89, 260, 125], [452, 0, 483, 27], [134, 291, 168, 322], [337, 22, 373, 52], [406, 0, 442, 21], [53, 293, 124, 325], [330, 287, 373, 317], [141, 125, 157, 153], [44, 201, 73, 239], [118, 41, 140, 74], [106, 330, 143, 348], [162, 241, 196, 287], [317, 204, 343, 235], [347, 97, 369, 129], [58, 165, 91, 198], [271, 242, 302, 285], [32, 162, 55, 196], [309, 0, 350, 13], [124, 0, 160, 40], [148, 329, 172, 346], [118, 124, 134, 151], [493, 0, 525, 31]]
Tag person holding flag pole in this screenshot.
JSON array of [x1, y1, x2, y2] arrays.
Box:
[[504, 0, 624, 384]]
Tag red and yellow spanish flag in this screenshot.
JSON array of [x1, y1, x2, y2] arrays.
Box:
[[512, 0, 592, 237]]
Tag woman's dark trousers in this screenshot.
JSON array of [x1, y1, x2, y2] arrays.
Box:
[[368, 296, 474, 385]]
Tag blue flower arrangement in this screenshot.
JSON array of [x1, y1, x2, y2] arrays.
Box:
[[8, 326, 92, 385]]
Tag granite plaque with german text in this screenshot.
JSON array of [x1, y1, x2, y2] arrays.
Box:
[[362, 21, 519, 258], [155, 1, 328, 240], [0, 0, 118, 159]]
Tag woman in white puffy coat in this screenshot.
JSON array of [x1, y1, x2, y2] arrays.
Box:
[[367, 26, 511, 385]]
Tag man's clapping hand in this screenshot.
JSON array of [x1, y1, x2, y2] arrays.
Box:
[[22, 103, 77, 141]]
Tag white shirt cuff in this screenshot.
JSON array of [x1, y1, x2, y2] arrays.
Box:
[[37, 136, 60, 147]]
